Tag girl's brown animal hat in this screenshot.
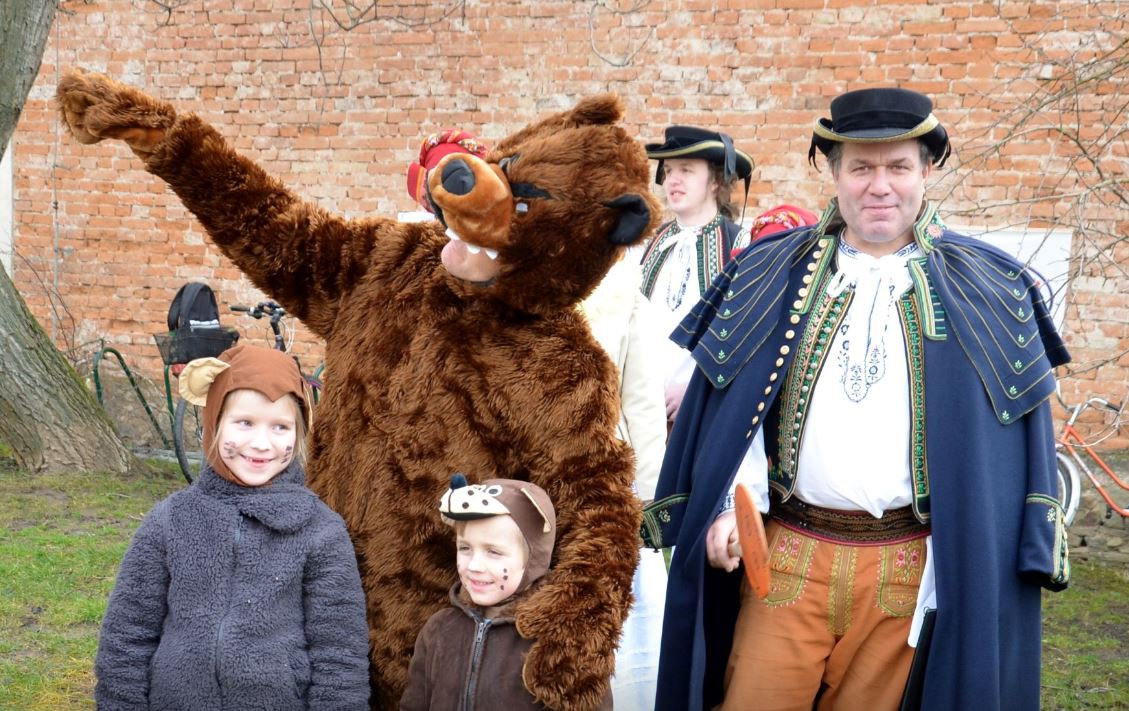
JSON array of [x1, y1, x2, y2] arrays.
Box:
[[178, 343, 311, 484]]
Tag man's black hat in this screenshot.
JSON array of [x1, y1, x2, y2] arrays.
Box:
[[645, 126, 754, 188], [808, 87, 951, 168]]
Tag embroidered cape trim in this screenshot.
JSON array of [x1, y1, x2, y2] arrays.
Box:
[[774, 287, 849, 487], [1026, 493, 1070, 585], [900, 294, 931, 520], [671, 200, 1070, 424]]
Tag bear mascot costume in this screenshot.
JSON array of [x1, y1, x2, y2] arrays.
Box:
[[57, 68, 660, 709]]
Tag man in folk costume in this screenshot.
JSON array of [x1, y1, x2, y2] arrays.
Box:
[[652, 88, 1071, 711], [640, 127, 754, 423]]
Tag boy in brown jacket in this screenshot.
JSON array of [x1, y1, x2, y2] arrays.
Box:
[[401, 476, 610, 711]]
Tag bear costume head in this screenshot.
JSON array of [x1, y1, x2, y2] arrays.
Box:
[[426, 95, 661, 315]]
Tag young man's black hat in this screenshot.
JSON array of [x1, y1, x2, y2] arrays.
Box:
[[645, 126, 754, 188], [808, 87, 951, 169]]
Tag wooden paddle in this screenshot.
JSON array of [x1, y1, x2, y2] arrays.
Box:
[[731, 483, 771, 599]]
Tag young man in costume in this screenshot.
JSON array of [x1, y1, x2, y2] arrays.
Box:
[[640, 127, 753, 423], [652, 88, 1071, 711]]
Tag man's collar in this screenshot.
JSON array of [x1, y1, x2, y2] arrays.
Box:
[[816, 199, 948, 254]]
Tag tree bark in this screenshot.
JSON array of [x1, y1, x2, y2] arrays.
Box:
[[0, 267, 135, 473], [0, 0, 136, 474]]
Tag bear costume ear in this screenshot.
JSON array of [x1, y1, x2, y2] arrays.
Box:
[[177, 357, 230, 406], [491, 95, 625, 156], [564, 94, 624, 127], [603, 193, 652, 245]]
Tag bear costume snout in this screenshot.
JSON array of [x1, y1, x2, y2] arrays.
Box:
[[429, 151, 514, 252]]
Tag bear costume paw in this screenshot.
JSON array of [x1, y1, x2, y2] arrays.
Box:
[[56, 68, 176, 156]]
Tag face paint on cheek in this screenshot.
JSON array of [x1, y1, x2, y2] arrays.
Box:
[[281, 445, 293, 465], [221, 441, 238, 458]]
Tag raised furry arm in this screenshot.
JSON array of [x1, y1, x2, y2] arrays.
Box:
[[56, 67, 412, 340]]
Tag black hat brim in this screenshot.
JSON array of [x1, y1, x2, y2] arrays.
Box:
[[646, 140, 754, 182], [809, 115, 951, 168]]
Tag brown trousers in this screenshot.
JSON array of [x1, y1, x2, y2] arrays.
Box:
[[716, 520, 927, 711]]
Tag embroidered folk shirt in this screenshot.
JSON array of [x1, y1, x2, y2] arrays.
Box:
[[729, 239, 920, 516]]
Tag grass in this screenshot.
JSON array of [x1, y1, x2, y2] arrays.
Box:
[[0, 448, 1126, 709], [0, 450, 182, 710], [1043, 562, 1129, 710]]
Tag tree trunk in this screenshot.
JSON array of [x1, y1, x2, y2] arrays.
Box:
[[0, 0, 57, 151], [0, 0, 136, 474], [0, 267, 135, 473]]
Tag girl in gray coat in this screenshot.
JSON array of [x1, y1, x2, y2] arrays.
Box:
[[95, 344, 370, 710]]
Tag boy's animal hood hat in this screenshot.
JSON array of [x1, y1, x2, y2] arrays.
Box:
[[178, 343, 311, 485], [439, 474, 556, 594], [808, 87, 952, 168]]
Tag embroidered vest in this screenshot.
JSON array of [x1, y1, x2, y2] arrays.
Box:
[[639, 216, 742, 300]]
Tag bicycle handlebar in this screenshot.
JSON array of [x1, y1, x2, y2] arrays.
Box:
[[1087, 397, 1122, 413], [230, 301, 285, 320], [1056, 379, 1122, 419], [230, 301, 287, 351], [1063, 395, 1125, 428]]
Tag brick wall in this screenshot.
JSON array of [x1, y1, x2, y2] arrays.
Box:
[[11, 0, 1129, 442]]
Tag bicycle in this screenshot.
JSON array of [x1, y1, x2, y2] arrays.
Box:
[[1055, 387, 1129, 526], [172, 300, 324, 483]]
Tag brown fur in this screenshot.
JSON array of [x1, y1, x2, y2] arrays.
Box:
[[57, 70, 662, 710]]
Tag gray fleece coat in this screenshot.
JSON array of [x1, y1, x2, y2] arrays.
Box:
[[94, 464, 370, 710]]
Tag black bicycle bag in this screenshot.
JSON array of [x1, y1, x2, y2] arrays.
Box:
[[156, 281, 239, 364]]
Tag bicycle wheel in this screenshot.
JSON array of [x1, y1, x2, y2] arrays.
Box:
[[173, 398, 206, 484], [1055, 450, 1081, 526]]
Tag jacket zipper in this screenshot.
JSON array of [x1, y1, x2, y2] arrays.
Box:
[[214, 513, 245, 699], [462, 617, 492, 711]]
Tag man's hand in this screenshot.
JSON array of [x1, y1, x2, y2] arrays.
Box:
[[665, 380, 688, 420], [55, 68, 176, 157], [707, 510, 741, 572]]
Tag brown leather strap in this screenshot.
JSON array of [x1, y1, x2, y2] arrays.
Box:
[[771, 496, 930, 546]]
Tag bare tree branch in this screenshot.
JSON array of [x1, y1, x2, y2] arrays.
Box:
[[588, 0, 654, 68]]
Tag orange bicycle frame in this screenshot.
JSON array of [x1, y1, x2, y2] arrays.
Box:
[[1058, 423, 1129, 518]]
